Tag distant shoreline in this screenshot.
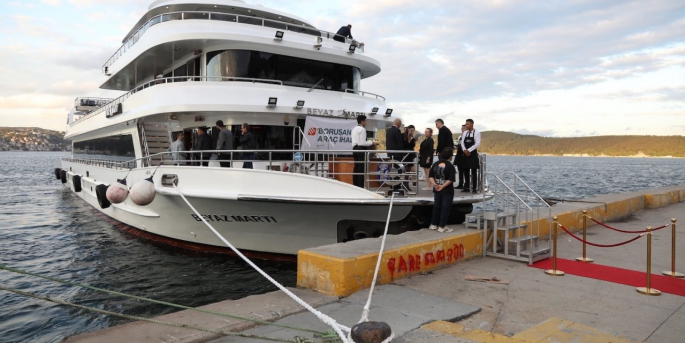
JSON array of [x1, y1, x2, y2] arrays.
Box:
[[485, 153, 683, 159]]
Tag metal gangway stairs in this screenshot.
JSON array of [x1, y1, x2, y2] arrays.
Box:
[[478, 172, 552, 264]]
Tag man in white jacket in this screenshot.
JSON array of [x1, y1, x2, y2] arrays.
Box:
[[168, 132, 186, 166]]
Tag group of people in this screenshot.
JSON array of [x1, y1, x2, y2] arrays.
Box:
[[167, 120, 256, 168], [425, 118, 481, 233], [350, 116, 481, 233]]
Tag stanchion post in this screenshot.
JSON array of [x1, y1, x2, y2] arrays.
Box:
[[637, 227, 661, 296], [576, 210, 594, 263], [663, 218, 684, 278], [545, 216, 565, 276]]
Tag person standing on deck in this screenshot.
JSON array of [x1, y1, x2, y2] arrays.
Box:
[[454, 125, 467, 189], [419, 128, 435, 191], [195, 127, 213, 166], [461, 119, 481, 194], [386, 118, 405, 191], [428, 148, 456, 233], [215, 120, 233, 168], [351, 115, 378, 188], [168, 132, 186, 166], [435, 119, 453, 158], [240, 123, 256, 169]]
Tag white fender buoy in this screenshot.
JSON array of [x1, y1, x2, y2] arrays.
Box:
[[130, 177, 156, 206], [106, 179, 129, 204]]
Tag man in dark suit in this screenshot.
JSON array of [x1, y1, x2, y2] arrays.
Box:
[[334, 24, 353, 42], [195, 127, 212, 166], [435, 119, 453, 155], [215, 120, 233, 167], [386, 118, 405, 191]]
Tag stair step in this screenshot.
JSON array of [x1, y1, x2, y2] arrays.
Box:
[[520, 245, 551, 261], [495, 224, 527, 231], [508, 235, 538, 243]]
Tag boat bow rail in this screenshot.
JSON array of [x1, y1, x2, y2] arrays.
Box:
[[62, 150, 489, 200], [103, 10, 366, 75]]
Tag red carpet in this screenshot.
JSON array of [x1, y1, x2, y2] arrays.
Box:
[[530, 258, 685, 297]]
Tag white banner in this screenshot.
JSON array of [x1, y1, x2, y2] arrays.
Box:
[[301, 116, 357, 151]]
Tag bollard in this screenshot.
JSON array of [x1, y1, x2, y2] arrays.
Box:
[[663, 218, 684, 278], [576, 210, 594, 263], [637, 227, 661, 296], [350, 321, 392, 343], [545, 216, 565, 276]]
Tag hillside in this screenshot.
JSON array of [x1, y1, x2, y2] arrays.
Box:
[[480, 131, 685, 157], [380, 129, 685, 158], [0, 127, 69, 151]]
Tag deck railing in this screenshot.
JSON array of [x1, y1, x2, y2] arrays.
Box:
[[103, 10, 365, 74], [68, 76, 384, 127], [63, 150, 488, 198]]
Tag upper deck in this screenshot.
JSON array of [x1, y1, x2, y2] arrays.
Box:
[[102, 1, 377, 92]]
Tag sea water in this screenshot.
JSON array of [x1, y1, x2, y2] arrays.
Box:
[[1, 152, 685, 342]]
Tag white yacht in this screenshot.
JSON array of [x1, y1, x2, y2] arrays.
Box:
[[59, 0, 490, 257]]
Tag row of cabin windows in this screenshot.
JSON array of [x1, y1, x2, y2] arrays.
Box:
[[160, 50, 361, 92]]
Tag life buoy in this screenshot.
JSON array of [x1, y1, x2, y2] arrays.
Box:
[[54, 168, 62, 180], [60, 170, 67, 184], [72, 175, 82, 193], [95, 184, 111, 209]]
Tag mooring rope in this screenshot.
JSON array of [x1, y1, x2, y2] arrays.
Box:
[[0, 264, 328, 335], [588, 217, 669, 234], [0, 284, 335, 343], [558, 224, 645, 248], [173, 184, 352, 343], [352, 193, 396, 343]]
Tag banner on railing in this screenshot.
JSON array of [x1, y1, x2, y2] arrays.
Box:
[[301, 116, 356, 151]]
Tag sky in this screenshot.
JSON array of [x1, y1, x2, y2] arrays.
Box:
[[0, 0, 684, 137]]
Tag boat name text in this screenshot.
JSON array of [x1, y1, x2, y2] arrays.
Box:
[[191, 214, 278, 223]]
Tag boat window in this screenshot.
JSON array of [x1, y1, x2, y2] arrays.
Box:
[[206, 50, 361, 92], [73, 135, 136, 162]]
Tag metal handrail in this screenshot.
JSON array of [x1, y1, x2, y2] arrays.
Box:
[[103, 10, 365, 73], [344, 89, 386, 102], [68, 76, 283, 127], [63, 149, 422, 197]]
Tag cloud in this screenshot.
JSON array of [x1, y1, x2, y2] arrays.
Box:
[[41, 0, 61, 5]]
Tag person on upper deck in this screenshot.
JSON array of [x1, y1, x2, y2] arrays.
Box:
[[460, 119, 481, 194], [351, 115, 378, 188], [215, 120, 233, 168], [195, 126, 212, 166], [168, 132, 186, 166], [334, 24, 353, 43], [435, 119, 453, 156], [240, 123, 256, 169]]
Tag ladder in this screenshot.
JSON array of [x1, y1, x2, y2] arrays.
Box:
[[139, 120, 171, 167], [480, 172, 552, 264]]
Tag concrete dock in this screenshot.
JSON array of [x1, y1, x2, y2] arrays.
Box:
[[64, 185, 685, 343]]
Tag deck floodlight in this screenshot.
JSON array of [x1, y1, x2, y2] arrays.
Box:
[[275, 31, 284, 41], [294, 100, 305, 109], [384, 108, 393, 117], [314, 36, 323, 50], [370, 107, 379, 115], [348, 44, 356, 54], [267, 97, 278, 107]]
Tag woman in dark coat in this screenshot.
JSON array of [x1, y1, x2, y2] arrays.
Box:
[[419, 128, 435, 190], [403, 125, 417, 190]]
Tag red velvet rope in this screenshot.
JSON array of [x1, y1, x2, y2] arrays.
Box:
[[589, 217, 669, 233], [558, 224, 645, 248]]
